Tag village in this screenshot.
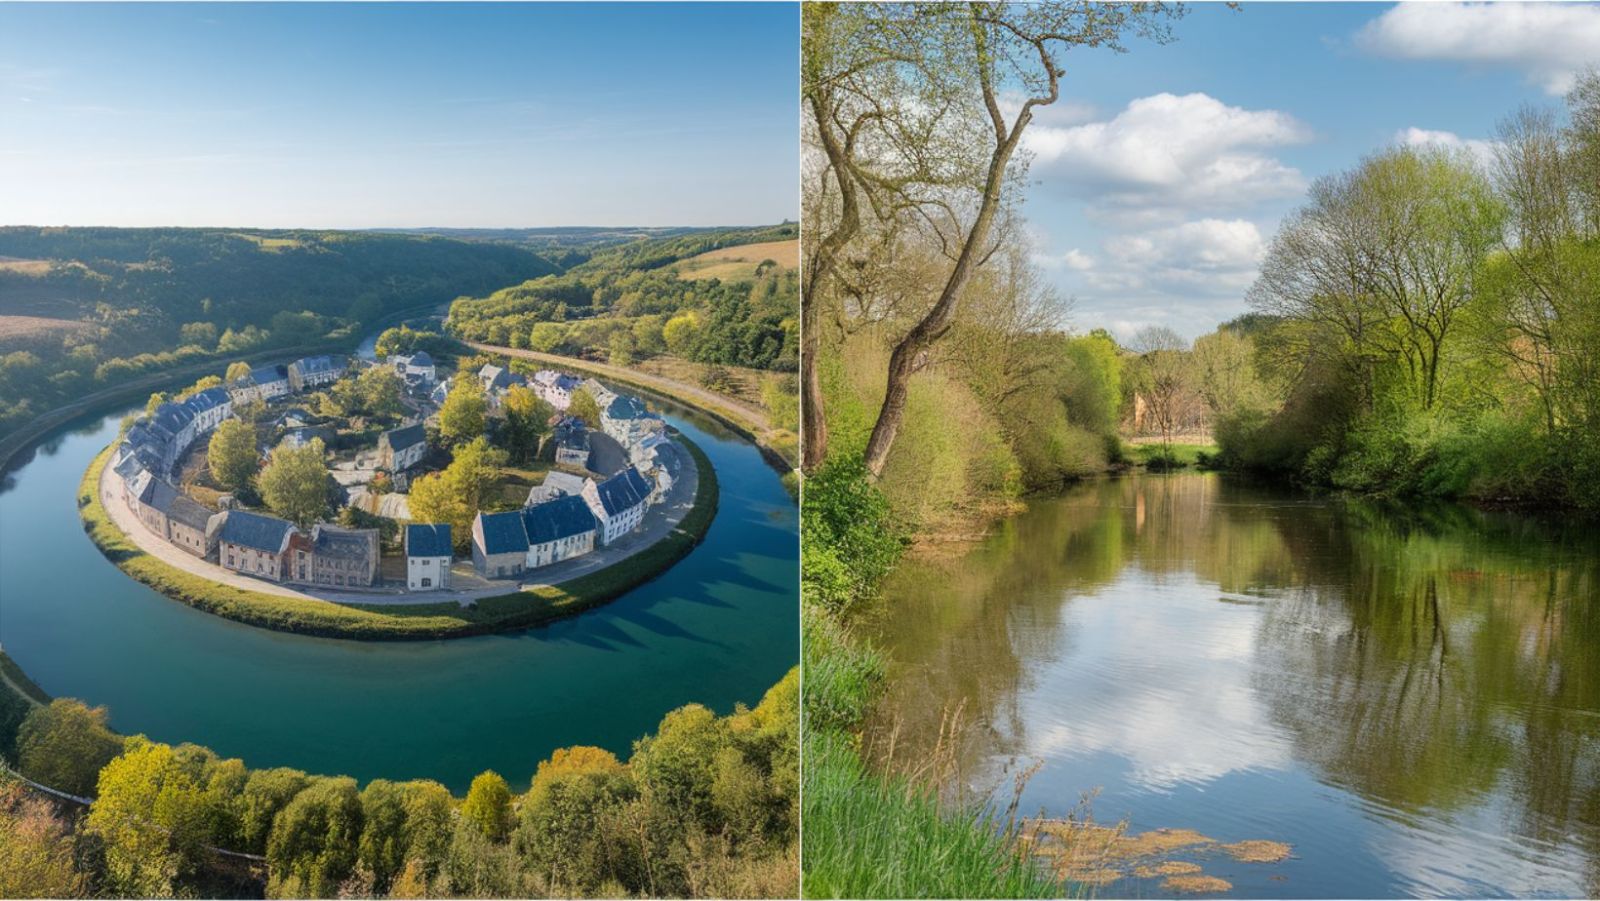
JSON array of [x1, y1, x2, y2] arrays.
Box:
[[101, 345, 692, 601]]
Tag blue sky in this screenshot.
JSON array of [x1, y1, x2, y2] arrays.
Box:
[[0, 2, 798, 229], [1021, 2, 1600, 338]]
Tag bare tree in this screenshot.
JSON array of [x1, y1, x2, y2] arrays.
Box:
[[801, 1, 1183, 477]]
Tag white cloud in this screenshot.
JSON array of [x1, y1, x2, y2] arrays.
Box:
[[1034, 247, 1097, 271], [1396, 126, 1497, 168], [1080, 218, 1265, 297], [1358, 2, 1600, 95], [1023, 92, 1311, 215]]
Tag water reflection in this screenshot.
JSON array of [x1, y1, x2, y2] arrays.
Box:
[[867, 473, 1600, 897]]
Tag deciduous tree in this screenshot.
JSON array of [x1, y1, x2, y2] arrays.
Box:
[[258, 438, 331, 528]]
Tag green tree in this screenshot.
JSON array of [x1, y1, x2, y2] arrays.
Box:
[[87, 739, 213, 897], [179, 321, 219, 348], [515, 747, 635, 893], [16, 699, 125, 797], [568, 388, 602, 428], [258, 437, 330, 528], [501, 385, 554, 464], [608, 330, 636, 366], [236, 767, 311, 854], [406, 471, 473, 550], [528, 322, 566, 353], [358, 779, 410, 894], [439, 377, 488, 445], [460, 771, 512, 842], [225, 361, 252, 384], [662, 312, 699, 357], [400, 780, 456, 888], [629, 703, 725, 832], [208, 418, 259, 493], [266, 777, 364, 899]]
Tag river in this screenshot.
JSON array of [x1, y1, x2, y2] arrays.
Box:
[[0, 402, 796, 794], [866, 472, 1600, 898]]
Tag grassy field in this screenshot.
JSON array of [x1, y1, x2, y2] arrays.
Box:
[[0, 257, 52, 275], [676, 239, 799, 281], [77, 435, 720, 641], [0, 314, 94, 347]]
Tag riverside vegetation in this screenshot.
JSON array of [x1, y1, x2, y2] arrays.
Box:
[[800, 2, 1186, 897], [1207, 72, 1600, 509], [0, 652, 797, 900]]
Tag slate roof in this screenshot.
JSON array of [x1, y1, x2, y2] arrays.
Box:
[[249, 365, 288, 386], [593, 467, 653, 517], [476, 509, 529, 555], [152, 401, 196, 434], [185, 387, 231, 413], [407, 351, 434, 367], [140, 477, 182, 514], [310, 524, 377, 561], [218, 510, 295, 553], [291, 355, 341, 377], [479, 364, 513, 390], [406, 523, 453, 558], [113, 451, 147, 481], [522, 495, 596, 544], [382, 423, 427, 451], [167, 494, 214, 531], [605, 395, 650, 421]]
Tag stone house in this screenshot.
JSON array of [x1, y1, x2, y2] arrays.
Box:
[[405, 524, 453, 591], [305, 524, 379, 588], [378, 423, 428, 471], [391, 351, 436, 385], [522, 495, 597, 569], [166, 495, 221, 558], [553, 423, 590, 468], [602, 395, 665, 447], [229, 365, 290, 404], [472, 509, 530, 579], [218, 510, 296, 581], [287, 355, 344, 392], [532, 370, 579, 411], [182, 387, 233, 434], [582, 466, 654, 545]]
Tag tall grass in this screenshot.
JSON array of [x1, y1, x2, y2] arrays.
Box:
[[802, 730, 1058, 899]]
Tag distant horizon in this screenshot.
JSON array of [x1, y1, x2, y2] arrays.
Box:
[[0, 221, 796, 232]]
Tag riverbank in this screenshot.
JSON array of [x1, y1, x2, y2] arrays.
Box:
[[77, 435, 720, 641]]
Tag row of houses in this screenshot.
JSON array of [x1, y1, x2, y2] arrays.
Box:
[[122, 386, 234, 477], [470, 466, 657, 578], [227, 355, 347, 405], [214, 510, 380, 588]]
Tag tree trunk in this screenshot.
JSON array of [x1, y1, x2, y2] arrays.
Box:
[[801, 293, 829, 473]]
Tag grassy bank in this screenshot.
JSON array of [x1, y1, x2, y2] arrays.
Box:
[[1128, 441, 1219, 470], [78, 435, 719, 641], [801, 461, 1061, 897]]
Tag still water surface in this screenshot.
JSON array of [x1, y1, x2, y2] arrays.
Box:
[[867, 472, 1600, 898], [0, 405, 796, 793]]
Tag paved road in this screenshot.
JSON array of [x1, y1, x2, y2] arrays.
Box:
[[99, 438, 699, 608]]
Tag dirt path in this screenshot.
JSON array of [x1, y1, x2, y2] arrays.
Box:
[[464, 342, 770, 432]]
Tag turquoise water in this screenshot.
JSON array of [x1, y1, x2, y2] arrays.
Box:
[[0, 406, 796, 793]]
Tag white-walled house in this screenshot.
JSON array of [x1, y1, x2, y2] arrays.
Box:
[[521, 495, 597, 568], [379, 423, 428, 471], [582, 466, 654, 545], [405, 523, 453, 590]]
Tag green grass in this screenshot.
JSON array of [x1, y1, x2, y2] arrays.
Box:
[[1129, 442, 1219, 470], [801, 729, 1060, 900], [78, 435, 718, 641]]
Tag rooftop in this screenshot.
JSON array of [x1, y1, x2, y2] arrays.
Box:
[[406, 523, 453, 558], [476, 509, 528, 555], [218, 510, 295, 553], [310, 524, 378, 561], [593, 466, 653, 516], [522, 494, 596, 544]]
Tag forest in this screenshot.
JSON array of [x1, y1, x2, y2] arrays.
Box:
[[445, 225, 800, 372], [1199, 73, 1600, 509], [0, 661, 797, 900], [0, 228, 557, 442]]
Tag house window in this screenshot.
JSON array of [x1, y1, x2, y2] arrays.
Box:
[[421, 577, 432, 588]]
